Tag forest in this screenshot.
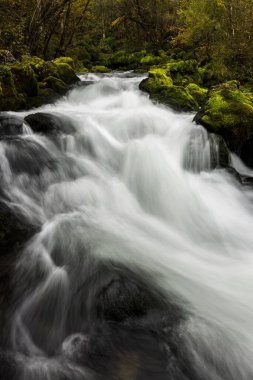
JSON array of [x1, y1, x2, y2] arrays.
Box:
[[1, 0, 253, 81]]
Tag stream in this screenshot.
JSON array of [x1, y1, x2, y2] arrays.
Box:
[[1, 71, 253, 380]]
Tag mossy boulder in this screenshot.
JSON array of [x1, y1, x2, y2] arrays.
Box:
[[166, 59, 201, 85], [186, 83, 208, 106], [0, 65, 25, 111], [194, 82, 253, 167], [42, 76, 67, 94], [140, 55, 162, 66], [27, 88, 58, 109], [33, 61, 59, 81], [91, 65, 109, 73], [53, 57, 75, 69], [55, 62, 79, 84], [139, 68, 198, 112], [10, 63, 38, 97]]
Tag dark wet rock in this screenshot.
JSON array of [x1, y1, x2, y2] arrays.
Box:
[[10, 63, 38, 97], [96, 272, 167, 322], [0, 113, 24, 136], [224, 167, 242, 183], [0, 351, 20, 380], [0, 199, 35, 255], [3, 137, 59, 176], [25, 112, 75, 135], [241, 175, 253, 186], [0, 196, 37, 342], [209, 133, 230, 168], [240, 137, 253, 169]]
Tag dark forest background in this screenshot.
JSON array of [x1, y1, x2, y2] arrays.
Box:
[[0, 0, 253, 79]]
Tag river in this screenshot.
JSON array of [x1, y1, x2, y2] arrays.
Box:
[[1, 72, 253, 380]]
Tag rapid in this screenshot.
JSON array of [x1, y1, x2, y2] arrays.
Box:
[[1, 71, 253, 380]]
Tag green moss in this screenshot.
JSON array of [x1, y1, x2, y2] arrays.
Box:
[[0, 65, 17, 96], [139, 67, 198, 111], [79, 66, 88, 73], [22, 56, 45, 71], [186, 83, 208, 106], [140, 55, 162, 66], [53, 57, 75, 69], [54, 62, 79, 84], [194, 82, 253, 151], [42, 76, 67, 94], [166, 59, 201, 85], [10, 63, 38, 96], [33, 61, 59, 81], [91, 65, 109, 73]]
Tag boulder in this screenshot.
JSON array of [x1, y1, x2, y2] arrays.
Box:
[[186, 83, 208, 106], [0, 113, 24, 136], [194, 82, 253, 167], [91, 65, 109, 73], [0, 196, 36, 256], [10, 63, 38, 97], [139, 67, 199, 111], [54, 62, 80, 84], [53, 56, 75, 69], [42, 76, 67, 94], [0, 65, 25, 111], [25, 112, 75, 135]]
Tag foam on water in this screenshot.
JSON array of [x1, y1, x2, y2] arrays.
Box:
[[2, 72, 253, 379]]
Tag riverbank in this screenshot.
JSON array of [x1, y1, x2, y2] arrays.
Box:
[[0, 55, 80, 111]]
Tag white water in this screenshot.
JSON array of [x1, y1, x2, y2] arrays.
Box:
[[2, 72, 253, 379]]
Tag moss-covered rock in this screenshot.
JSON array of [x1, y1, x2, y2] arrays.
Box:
[[33, 61, 59, 81], [53, 57, 75, 69], [140, 55, 162, 66], [186, 83, 208, 106], [139, 67, 198, 111], [42, 76, 67, 94], [10, 63, 38, 97], [55, 62, 79, 84], [166, 59, 201, 85], [0, 65, 26, 111], [194, 82, 253, 166], [91, 65, 109, 73], [27, 87, 59, 109]]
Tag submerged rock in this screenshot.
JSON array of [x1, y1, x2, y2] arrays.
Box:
[[0, 113, 24, 136], [194, 82, 253, 167]]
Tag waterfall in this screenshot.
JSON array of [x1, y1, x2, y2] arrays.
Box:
[[1, 72, 253, 380]]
